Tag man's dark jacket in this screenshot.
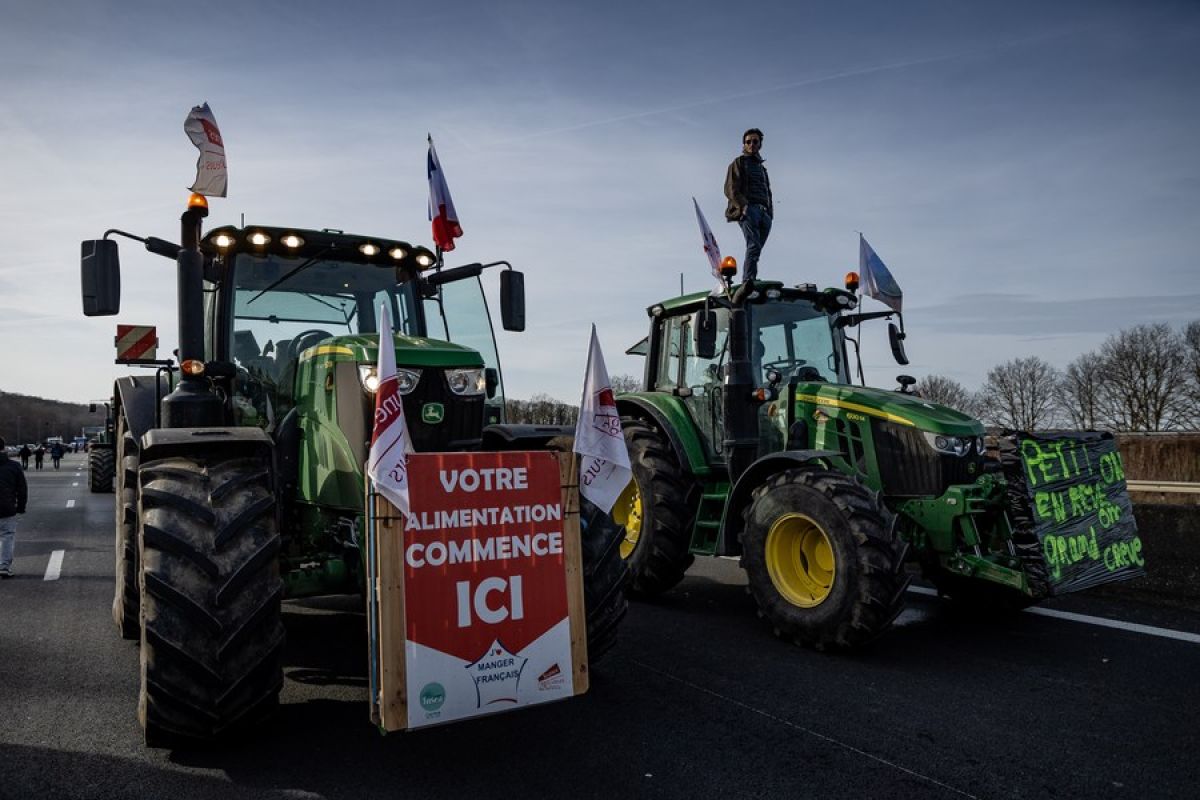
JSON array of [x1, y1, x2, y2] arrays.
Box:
[[0, 453, 28, 517], [724, 153, 773, 222]]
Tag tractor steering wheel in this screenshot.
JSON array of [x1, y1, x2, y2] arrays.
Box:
[[762, 358, 807, 373], [289, 329, 334, 359]]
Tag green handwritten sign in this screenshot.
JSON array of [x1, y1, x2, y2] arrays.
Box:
[[1001, 431, 1144, 596]]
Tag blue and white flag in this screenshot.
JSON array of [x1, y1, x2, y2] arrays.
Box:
[[859, 234, 903, 313]]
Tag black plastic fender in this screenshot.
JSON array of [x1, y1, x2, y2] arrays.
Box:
[[716, 449, 847, 556], [139, 427, 273, 465], [113, 374, 173, 446], [481, 423, 573, 451]]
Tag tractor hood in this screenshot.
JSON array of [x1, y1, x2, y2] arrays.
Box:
[[793, 382, 984, 436], [296, 333, 484, 369]]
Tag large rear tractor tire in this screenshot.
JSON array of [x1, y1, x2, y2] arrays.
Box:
[[578, 497, 629, 662], [613, 420, 696, 596], [137, 452, 284, 745], [544, 437, 630, 662], [113, 417, 140, 640], [741, 466, 908, 650], [89, 446, 114, 493]]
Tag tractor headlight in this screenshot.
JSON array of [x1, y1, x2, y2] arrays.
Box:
[[923, 431, 972, 457], [445, 367, 486, 396], [358, 365, 421, 394]]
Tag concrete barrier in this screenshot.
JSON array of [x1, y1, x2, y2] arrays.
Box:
[[1087, 503, 1200, 611]]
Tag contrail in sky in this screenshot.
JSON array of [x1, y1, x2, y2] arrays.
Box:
[[492, 28, 1078, 145]]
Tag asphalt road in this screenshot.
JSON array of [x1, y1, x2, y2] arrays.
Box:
[[1, 452, 1197, 799]]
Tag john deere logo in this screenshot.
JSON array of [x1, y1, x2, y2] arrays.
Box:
[[421, 403, 445, 424], [419, 682, 445, 712]]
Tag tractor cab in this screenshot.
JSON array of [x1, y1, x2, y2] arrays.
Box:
[[198, 226, 522, 432]]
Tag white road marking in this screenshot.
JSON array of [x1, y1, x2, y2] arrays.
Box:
[[66, 499, 75, 508], [44, 550, 64, 581], [907, 586, 1200, 644], [72, 482, 78, 487]]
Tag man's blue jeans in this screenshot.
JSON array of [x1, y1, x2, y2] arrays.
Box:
[[739, 204, 772, 281], [0, 516, 16, 570]]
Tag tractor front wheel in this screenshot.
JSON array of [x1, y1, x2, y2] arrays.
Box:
[[137, 452, 284, 745], [615, 420, 697, 596], [741, 466, 908, 650]]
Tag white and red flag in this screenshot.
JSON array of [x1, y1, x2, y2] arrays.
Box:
[[184, 102, 227, 197], [573, 325, 632, 513], [692, 197, 724, 293], [427, 136, 462, 252], [367, 304, 414, 514]]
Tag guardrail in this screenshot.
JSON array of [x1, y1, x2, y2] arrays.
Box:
[[1127, 481, 1200, 495]]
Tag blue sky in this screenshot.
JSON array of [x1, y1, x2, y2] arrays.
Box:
[[1, 0, 1197, 405]]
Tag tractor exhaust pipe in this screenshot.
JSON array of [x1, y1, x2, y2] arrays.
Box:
[[162, 195, 224, 428]]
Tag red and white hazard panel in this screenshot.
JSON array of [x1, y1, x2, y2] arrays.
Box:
[[115, 325, 158, 361]]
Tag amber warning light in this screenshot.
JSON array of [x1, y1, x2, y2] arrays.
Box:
[[720, 256, 738, 280], [187, 193, 209, 210], [844, 271, 860, 292]]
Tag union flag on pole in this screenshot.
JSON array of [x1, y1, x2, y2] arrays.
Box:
[[367, 304, 414, 514], [184, 102, 227, 197], [428, 136, 463, 252], [572, 325, 632, 513], [692, 197, 724, 292], [859, 234, 903, 313]]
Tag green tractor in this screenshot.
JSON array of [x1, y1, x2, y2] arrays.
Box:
[[612, 276, 1036, 650], [80, 195, 627, 743]]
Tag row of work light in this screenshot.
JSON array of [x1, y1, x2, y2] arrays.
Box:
[[209, 231, 436, 268]]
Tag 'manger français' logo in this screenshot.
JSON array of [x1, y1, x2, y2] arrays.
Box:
[[467, 640, 526, 707]]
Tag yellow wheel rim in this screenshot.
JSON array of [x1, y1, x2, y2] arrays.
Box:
[[765, 513, 835, 608], [611, 479, 644, 560]]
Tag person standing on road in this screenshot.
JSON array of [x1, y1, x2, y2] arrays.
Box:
[[50, 442, 64, 470], [724, 128, 773, 282], [18, 444, 30, 470], [33, 445, 45, 471], [0, 437, 28, 579]]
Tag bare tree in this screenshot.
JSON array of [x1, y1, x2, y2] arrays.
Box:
[[979, 356, 1061, 430], [1057, 351, 1107, 430], [1095, 323, 1190, 431], [915, 374, 980, 416], [1184, 320, 1200, 424], [610, 373, 642, 393]]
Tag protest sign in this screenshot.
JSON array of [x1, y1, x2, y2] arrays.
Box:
[[1001, 431, 1145, 597]]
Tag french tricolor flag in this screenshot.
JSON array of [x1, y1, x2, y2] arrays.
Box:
[[427, 136, 463, 252]]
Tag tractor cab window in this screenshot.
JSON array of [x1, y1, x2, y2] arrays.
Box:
[[681, 308, 729, 459], [228, 254, 421, 424], [653, 316, 684, 391], [748, 299, 846, 384], [422, 276, 506, 424]]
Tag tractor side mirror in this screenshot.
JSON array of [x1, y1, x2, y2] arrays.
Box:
[[485, 367, 499, 399], [888, 322, 909, 365], [81, 240, 121, 316], [500, 270, 525, 332], [694, 308, 717, 360]]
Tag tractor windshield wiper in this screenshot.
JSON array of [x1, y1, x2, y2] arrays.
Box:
[[246, 247, 335, 305]]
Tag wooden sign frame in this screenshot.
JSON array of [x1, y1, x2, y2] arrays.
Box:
[[365, 451, 587, 732]]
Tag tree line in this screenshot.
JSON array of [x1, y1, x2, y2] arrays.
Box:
[[917, 321, 1200, 431], [0, 391, 107, 446]]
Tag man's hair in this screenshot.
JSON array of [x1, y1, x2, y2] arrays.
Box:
[[743, 128, 764, 142]]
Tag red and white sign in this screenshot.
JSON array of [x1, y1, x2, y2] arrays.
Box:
[[573, 326, 632, 513], [401, 451, 573, 728], [114, 325, 157, 361]]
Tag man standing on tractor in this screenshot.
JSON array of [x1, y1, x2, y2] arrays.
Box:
[[724, 127, 773, 281]]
